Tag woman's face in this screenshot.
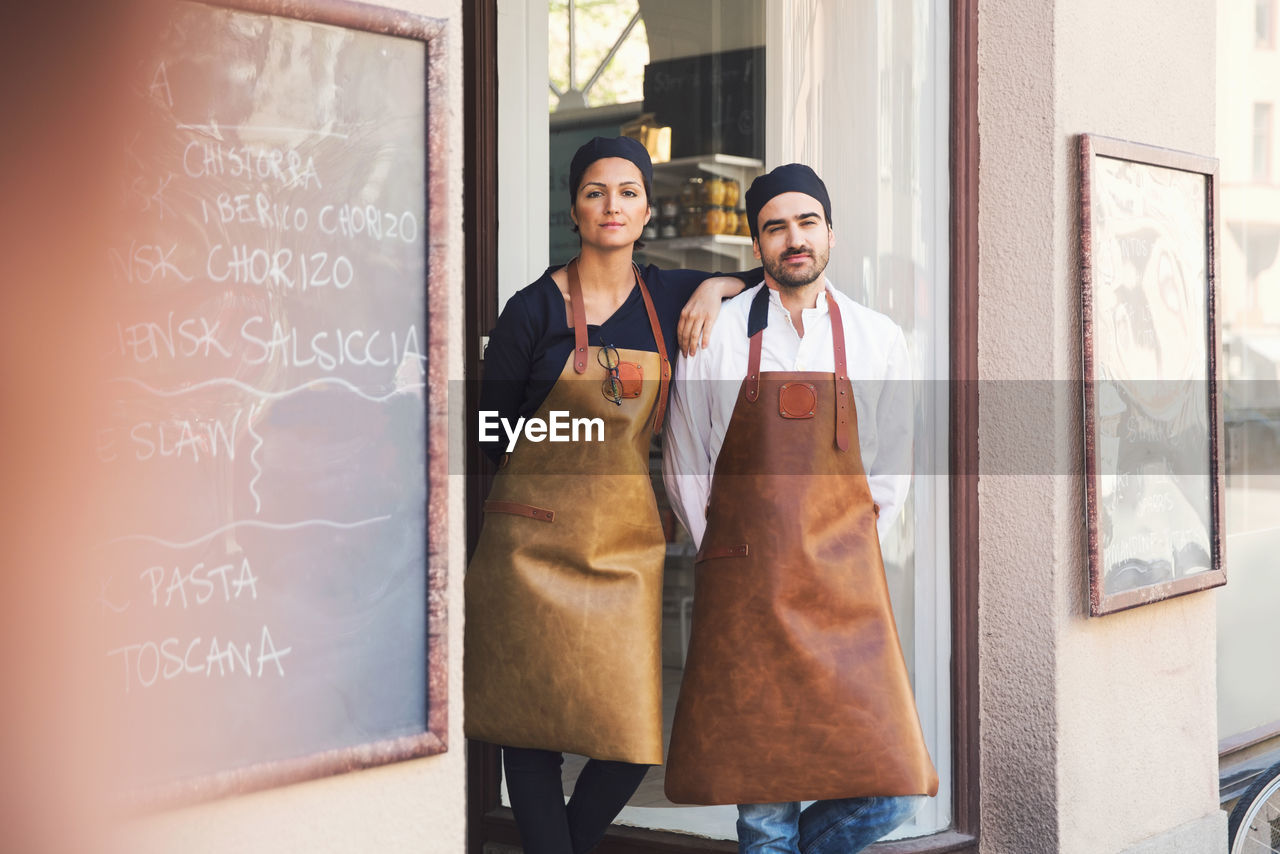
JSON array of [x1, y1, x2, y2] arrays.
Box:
[[570, 157, 651, 250]]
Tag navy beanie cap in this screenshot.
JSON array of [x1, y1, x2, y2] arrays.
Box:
[[568, 136, 654, 205], [744, 163, 832, 239]]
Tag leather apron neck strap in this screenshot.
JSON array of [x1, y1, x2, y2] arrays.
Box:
[[744, 285, 851, 451], [632, 264, 672, 434], [565, 258, 671, 434], [567, 258, 591, 374]]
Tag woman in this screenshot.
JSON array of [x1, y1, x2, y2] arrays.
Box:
[[464, 136, 753, 854]]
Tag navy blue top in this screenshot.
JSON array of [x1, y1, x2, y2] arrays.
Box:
[[479, 263, 760, 462]]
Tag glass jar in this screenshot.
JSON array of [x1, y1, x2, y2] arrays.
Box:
[[702, 176, 726, 207], [659, 197, 680, 220], [736, 208, 751, 236], [703, 205, 727, 235], [660, 220, 678, 239], [680, 177, 703, 207], [722, 178, 740, 208], [642, 222, 658, 241], [680, 205, 705, 237], [721, 207, 739, 235]]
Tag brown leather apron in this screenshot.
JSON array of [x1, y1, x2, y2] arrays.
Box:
[[665, 287, 938, 804], [464, 260, 672, 764]]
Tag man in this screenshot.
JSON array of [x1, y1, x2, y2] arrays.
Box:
[[661, 164, 938, 854]]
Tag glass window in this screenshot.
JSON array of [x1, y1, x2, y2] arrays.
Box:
[[549, 0, 649, 112], [1257, 0, 1275, 49], [1217, 5, 1280, 761], [758, 0, 953, 836], [497, 0, 951, 841], [1253, 102, 1273, 182]]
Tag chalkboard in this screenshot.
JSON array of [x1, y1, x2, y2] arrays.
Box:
[[95, 0, 449, 804], [1080, 134, 1227, 616]]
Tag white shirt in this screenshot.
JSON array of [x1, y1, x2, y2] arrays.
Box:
[[662, 280, 913, 549]]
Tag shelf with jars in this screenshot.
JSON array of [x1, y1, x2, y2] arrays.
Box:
[[639, 153, 764, 267]]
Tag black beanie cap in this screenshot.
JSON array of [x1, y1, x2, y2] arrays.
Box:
[[568, 136, 654, 206], [744, 163, 832, 240]]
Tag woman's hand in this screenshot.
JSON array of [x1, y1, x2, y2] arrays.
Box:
[[678, 276, 743, 357]]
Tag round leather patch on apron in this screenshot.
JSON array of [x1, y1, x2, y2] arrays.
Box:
[[778, 381, 817, 419], [616, 360, 644, 399]]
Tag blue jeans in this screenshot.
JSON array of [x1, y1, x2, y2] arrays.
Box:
[[737, 795, 925, 854]]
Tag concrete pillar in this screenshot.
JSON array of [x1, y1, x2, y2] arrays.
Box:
[[978, 0, 1227, 851]]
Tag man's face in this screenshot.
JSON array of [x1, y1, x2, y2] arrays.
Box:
[[752, 191, 834, 289]]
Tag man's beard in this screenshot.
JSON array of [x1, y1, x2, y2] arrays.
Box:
[[763, 245, 829, 289]]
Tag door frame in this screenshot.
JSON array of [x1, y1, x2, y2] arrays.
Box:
[[463, 0, 980, 849]]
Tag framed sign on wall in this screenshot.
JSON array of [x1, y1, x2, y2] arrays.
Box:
[[97, 0, 450, 806], [1079, 134, 1226, 617]]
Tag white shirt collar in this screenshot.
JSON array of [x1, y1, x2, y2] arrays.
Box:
[[765, 278, 834, 317]]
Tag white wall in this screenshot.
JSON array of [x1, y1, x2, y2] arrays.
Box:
[[497, 0, 549, 309], [978, 0, 1227, 851]]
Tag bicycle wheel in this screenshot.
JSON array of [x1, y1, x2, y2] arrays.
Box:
[[1229, 759, 1280, 854]]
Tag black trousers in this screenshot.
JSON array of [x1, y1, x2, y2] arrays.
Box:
[[502, 746, 649, 854]]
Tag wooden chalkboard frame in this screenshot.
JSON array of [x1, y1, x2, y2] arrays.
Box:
[[131, 0, 451, 807], [1079, 134, 1226, 617]]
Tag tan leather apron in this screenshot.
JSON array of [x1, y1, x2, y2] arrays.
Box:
[[665, 287, 938, 804], [464, 260, 672, 764]]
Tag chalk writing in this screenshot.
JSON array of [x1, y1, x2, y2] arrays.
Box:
[[126, 173, 178, 220], [149, 62, 174, 109], [110, 375, 424, 405], [109, 240, 194, 285], [206, 191, 311, 233], [101, 515, 392, 550], [114, 311, 232, 363], [205, 243, 354, 290], [96, 427, 118, 464], [100, 576, 130, 614], [114, 408, 244, 463], [140, 557, 259, 609], [107, 624, 292, 692], [317, 203, 419, 243], [239, 317, 423, 369], [181, 140, 321, 189]]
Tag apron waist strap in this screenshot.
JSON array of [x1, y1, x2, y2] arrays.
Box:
[[484, 499, 556, 522]]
